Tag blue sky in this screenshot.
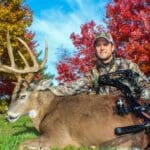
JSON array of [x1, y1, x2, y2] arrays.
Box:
[[25, 0, 111, 83]]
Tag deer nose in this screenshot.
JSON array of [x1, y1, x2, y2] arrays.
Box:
[[6, 112, 21, 122]]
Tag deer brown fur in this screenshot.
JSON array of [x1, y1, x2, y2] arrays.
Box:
[[7, 80, 149, 150]]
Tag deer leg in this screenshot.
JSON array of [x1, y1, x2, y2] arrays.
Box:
[[18, 122, 80, 150], [18, 136, 51, 150], [100, 132, 145, 150], [130, 132, 144, 150], [42, 122, 80, 148], [144, 135, 150, 150]]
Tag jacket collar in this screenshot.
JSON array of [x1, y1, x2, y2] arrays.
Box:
[[96, 56, 115, 69]]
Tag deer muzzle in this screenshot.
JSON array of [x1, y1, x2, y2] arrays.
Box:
[[6, 112, 21, 122]]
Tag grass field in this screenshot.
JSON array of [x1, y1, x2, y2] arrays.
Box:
[[0, 114, 38, 150], [0, 114, 116, 150]]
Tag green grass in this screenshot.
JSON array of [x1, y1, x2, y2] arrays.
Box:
[[0, 114, 38, 150], [0, 115, 115, 150]]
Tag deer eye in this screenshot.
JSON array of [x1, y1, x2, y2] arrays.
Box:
[[20, 95, 26, 100]]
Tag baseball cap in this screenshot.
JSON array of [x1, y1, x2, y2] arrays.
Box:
[[94, 31, 114, 45]]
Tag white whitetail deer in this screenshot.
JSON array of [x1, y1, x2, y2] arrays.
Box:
[[0, 32, 48, 102], [1, 33, 149, 150]]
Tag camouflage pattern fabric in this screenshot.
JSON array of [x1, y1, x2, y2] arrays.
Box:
[[50, 57, 150, 100]]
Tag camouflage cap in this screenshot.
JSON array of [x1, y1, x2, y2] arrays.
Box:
[[94, 31, 114, 44]]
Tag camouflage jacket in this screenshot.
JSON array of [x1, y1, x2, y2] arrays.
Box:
[[50, 57, 150, 100]]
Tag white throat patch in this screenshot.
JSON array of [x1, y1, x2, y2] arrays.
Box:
[[28, 110, 37, 118]]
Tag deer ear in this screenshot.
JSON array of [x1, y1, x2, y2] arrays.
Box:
[[36, 79, 52, 90]]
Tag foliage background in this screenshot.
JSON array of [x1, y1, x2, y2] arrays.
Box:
[[56, 0, 150, 83]]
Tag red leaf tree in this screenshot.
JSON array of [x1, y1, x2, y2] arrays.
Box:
[[107, 0, 150, 75], [57, 0, 150, 83], [56, 21, 105, 84]]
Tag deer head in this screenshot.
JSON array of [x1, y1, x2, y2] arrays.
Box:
[[7, 79, 54, 123], [0, 32, 48, 102]]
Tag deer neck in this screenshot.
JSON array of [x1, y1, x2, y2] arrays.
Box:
[[30, 91, 57, 132], [31, 111, 45, 131]]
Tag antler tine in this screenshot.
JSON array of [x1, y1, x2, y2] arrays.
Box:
[[17, 51, 30, 68], [11, 75, 23, 102], [40, 40, 48, 68], [0, 32, 16, 73], [16, 37, 38, 69], [0, 66, 7, 72], [16, 37, 48, 72], [7, 31, 15, 68]]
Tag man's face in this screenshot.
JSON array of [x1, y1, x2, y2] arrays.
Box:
[[94, 38, 115, 63]]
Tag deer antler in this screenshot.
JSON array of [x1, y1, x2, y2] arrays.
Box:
[[0, 32, 48, 101], [0, 32, 48, 74]]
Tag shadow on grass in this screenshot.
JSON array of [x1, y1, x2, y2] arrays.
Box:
[[12, 125, 39, 136]]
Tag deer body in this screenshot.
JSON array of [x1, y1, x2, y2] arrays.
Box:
[[7, 82, 148, 149]]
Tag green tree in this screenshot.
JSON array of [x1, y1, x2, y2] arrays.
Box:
[[0, 0, 52, 105], [0, 0, 32, 65], [0, 0, 33, 100]]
